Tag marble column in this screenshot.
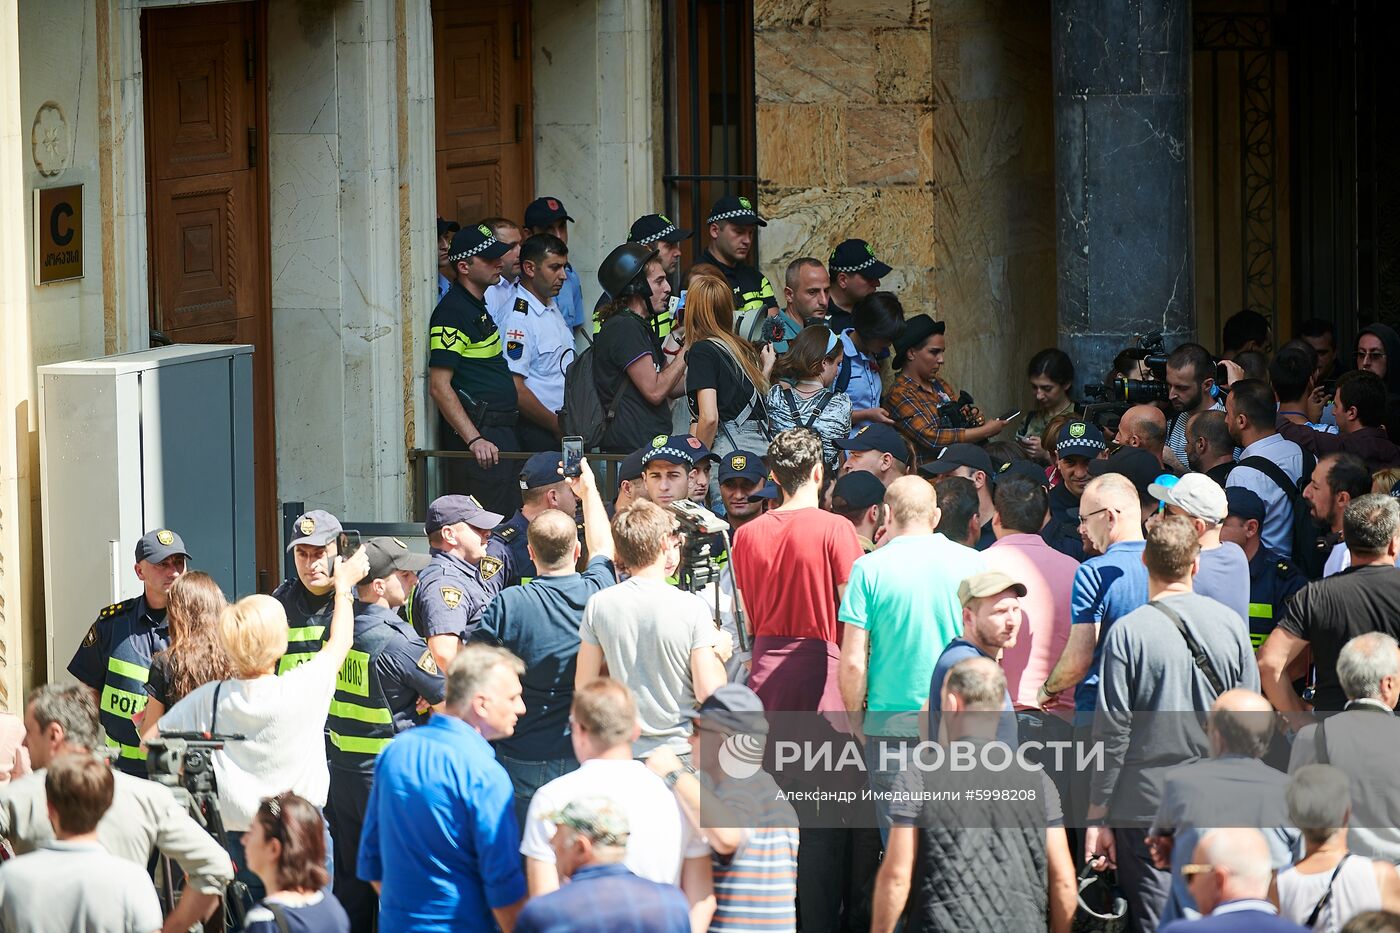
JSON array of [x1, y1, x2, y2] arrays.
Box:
[[1052, 0, 1193, 393]]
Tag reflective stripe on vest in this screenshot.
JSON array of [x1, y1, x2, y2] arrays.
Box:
[[429, 325, 502, 359], [327, 643, 395, 762], [100, 654, 150, 761], [328, 731, 393, 755], [1248, 603, 1272, 619], [105, 735, 147, 761], [277, 625, 327, 675]]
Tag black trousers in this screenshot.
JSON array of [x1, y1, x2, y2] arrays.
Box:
[[439, 416, 523, 516], [326, 770, 376, 933]]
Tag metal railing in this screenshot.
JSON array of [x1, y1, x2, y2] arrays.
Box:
[[406, 449, 628, 521]]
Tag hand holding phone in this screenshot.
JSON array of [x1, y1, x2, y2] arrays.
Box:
[[562, 436, 585, 478], [999, 409, 1022, 423]]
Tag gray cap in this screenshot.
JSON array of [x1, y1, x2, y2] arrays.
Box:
[[545, 797, 630, 846], [425, 494, 504, 534], [361, 537, 431, 582], [286, 510, 342, 552], [1147, 473, 1228, 525], [135, 529, 190, 564]]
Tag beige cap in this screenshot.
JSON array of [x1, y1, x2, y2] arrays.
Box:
[[958, 570, 1028, 607]]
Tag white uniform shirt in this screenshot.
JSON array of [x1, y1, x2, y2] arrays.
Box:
[[485, 275, 518, 326], [503, 283, 575, 412]]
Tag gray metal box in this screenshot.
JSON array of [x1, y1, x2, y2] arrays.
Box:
[[38, 344, 255, 681]]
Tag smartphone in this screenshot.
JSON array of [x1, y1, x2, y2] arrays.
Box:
[[337, 531, 362, 559], [562, 436, 585, 478], [999, 409, 1022, 423]]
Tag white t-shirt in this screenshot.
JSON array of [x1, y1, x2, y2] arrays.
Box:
[[158, 652, 339, 831], [519, 758, 709, 883]]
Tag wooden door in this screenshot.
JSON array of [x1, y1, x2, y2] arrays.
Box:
[[143, 1, 277, 592], [432, 0, 533, 225]]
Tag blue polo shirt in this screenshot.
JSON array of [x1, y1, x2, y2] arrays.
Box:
[[556, 264, 585, 330], [1070, 539, 1149, 712], [359, 715, 525, 933], [476, 555, 617, 761], [927, 638, 1017, 747], [838, 329, 883, 430]]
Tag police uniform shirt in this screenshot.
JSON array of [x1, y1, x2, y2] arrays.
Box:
[[410, 546, 513, 642], [1247, 547, 1307, 648], [328, 603, 446, 774], [68, 597, 170, 775], [492, 511, 535, 584], [699, 248, 778, 317], [837, 329, 884, 424], [503, 284, 575, 413], [485, 275, 517, 326], [428, 281, 516, 409], [556, 264, 586, 330], [271, 577, 336, 674], [827, 301, 853, 336]]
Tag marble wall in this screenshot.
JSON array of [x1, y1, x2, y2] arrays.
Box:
[[754, 0, 1057, 419]]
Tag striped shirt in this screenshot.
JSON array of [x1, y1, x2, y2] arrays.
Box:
[[708, 772, 799, 932]]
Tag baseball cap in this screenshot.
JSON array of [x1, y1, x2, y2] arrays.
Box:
[[629, 213, 692, 245], [286, 510, 342, 552], [750, 480, 781, 501], [1225, 486, 1266, 523], [361, 537, 431, 581], [706, 194, 766, 227], [920, 442, 994, 478], [717, 450, 768, 485], [640, 434, 719, 469], [618, 447, 647, 483], [682, 682, 769, 735], [425, 494, 504, 534], [1055, 420, 1107, 460], [436, 217, 460, 238], [135, 528, 190, 564], [995, 460, 1051, 487], [831, 471, 886, 510], [829, 238, 893, 280], [545, 797, 630, 846], [835, 424, 909, 462], [957, 570, 1028, 608], [1148, 472, 1228, 525], [519, 451, 565, 491], [446, 223, 510, 263], [1089, 446, 1161, 500], [524, 196, 575, 229]]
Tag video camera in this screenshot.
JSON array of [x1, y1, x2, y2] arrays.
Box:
[[667, 499, 749, 652], [146, 732, 241, 798], [936, 389, 984, 429], [1082, 332, 1171, 405]]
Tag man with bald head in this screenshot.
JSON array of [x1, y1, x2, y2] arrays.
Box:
[[1159, 828, 1307, 931], [1150, 690, 1298, 924], [1115, 404, 1168, 467], [839, 476, 987, 832]]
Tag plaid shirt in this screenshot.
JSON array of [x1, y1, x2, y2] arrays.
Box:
[[884, 372, 968, 460]]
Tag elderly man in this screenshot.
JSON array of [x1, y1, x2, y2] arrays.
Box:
[[1158, 828, 1308, 932], [1149, 690, 1298, 924], [516, 798, 691, 933], [1287, 632, 1400, 863]]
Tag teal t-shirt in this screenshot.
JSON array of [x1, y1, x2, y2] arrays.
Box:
[[838, 533, 987, 736]]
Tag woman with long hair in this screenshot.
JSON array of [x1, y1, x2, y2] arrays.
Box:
[[767, 324, 851, 468], [883, 314, 1008, 463], [1019, 348, 1077, 463], [139, 571, 232, 743], [685, 274, 775, 456], [242, 792, 350, 933]]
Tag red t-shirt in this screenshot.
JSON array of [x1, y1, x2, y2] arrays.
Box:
[[731, 508, 864, 643]]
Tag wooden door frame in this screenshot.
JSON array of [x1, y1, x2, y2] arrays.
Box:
[[138, 0, 278, 593]]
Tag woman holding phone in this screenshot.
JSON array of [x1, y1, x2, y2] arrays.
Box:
[[1019, 348, 1076, 463]]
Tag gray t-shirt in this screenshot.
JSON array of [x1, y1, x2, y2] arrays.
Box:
[[0, 839, 163, 933], [580, 577, 719, 755], [1194, 542, 1251, 624]]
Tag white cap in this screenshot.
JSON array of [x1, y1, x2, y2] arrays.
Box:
[[1147, 473, 1228, 525]]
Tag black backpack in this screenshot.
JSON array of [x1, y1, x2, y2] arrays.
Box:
[[558, 343, 625, 450], [1237, 453, 1324, 579]]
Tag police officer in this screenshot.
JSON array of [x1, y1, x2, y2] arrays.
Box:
[[326, 537, 445, 933], [68, 528, 188, 776], [523, 196, 587, 341], [716, 449, 769, 533], [412, 494, 513, 673], [826, 238, 892, 334], [698, 195, 778, 318], [505, 233, 575, 451], [608, 446, 648, 516], [1041, 420, 1107, 562], [428, 222, 523, 515], [1221, 487, 1308, 649], [272, 509, 343, 674], [436, 217, 460, 301], [493, 451, 579, 584], [483, 216, 525, 323]]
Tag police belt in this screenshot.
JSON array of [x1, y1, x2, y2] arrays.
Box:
[[456, 389, 519, 427]]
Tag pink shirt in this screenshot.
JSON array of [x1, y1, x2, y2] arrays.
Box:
[[983, 533, 1079, 713]]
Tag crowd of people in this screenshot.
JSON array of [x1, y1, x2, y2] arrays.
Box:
[[6, 193, 1400, 933]]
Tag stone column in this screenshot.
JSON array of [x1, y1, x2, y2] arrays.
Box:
[[1052, 0, 1193, 392]]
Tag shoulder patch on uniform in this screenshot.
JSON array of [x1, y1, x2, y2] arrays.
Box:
[[81, 624, 98, 648], [99, 598, 137, 620], [494, 525, 519, 543], [506, 341, 524, 360], [479, 556, 504, 581], [417, 649, 439, 675], [440, 587, 463, 610], [514, 297, 529, 314], [1277, 560, 1292, 573]]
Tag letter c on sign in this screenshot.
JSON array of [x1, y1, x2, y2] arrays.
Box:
[[50, 201, 74, 246]]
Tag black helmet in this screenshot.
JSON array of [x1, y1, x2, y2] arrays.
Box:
[[598, 242, 658, 298]]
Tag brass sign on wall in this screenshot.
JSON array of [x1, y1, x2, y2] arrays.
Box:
[[34, 184, 82, 284]]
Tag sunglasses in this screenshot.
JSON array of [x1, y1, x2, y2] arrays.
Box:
[[1181, 863, 1214, 879]]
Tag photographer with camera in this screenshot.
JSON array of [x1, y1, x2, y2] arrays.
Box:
[[885, 314, 1008, 463], [0, 685, 231, 933], [1165, 343, 1224, 471], [157, 546, 369, 905], [685, 274, 774, 457]]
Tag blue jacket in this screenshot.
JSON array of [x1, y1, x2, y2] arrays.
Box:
[[1160, 900, 1309, 933]]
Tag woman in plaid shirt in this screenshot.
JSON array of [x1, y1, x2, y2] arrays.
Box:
[[883, 314, 1009, 463]]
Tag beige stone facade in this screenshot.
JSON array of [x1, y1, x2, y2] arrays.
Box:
[[754, 0, 1057, 418]]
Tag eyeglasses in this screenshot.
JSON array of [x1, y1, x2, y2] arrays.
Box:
[[1077, 507, 1116, 527], [1181, 863, 1215, 879], [1357, 350, 1387, 363]]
